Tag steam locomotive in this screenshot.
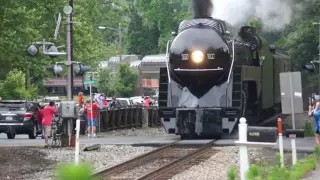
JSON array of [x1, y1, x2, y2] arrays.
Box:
[[158, 0, 292, 139]]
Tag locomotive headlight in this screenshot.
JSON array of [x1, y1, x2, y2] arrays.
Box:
[[191, 50, 204, 64]]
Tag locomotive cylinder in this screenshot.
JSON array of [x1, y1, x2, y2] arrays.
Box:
[[192, 0, 213, 18]]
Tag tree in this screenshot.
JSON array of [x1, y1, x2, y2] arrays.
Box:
[[97, 68, 116, 96], [114, 63, 138, 97], [0, 69, 38, 100]]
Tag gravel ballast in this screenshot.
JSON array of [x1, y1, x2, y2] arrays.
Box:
[[20, 145, 156, 180]]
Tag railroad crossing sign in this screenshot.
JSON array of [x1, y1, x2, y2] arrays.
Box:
[[84, 80, 96, 85]]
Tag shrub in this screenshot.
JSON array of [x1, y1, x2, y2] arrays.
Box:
[[315, 146, 320, 159], [245, 152, 317, 180], [55, 162, 95, 180], [304, 121, 315, 137], [289, 155, 316, 180], [247, 164, 263, 180], [227, 165, 237, 180]]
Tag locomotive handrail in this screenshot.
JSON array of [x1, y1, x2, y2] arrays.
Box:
[[226, 39, 236, 107], [166, 40, 173, 107], [166, 40, 172, 83], [227, 39, 235, 84]]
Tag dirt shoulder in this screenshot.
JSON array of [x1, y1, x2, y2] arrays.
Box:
[[0, 147, 56, 180]]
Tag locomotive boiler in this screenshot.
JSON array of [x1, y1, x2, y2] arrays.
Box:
[[158, 0, 292, 139]]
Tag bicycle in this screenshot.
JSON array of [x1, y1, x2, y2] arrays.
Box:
[[50, 116, 63, 148]]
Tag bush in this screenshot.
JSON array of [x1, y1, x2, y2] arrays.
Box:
[[55, 162, 95, 180], [228, 165, 237, 180], [315, 146, 320, 159], [0, 69, 38, 100], [247, 164, 263, 180], [304, 121, 315, 137], [289, 155, 316, 180], [242, 152, 317, 180]]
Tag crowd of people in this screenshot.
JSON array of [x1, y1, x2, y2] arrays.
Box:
[[77, 92, 152, 138]]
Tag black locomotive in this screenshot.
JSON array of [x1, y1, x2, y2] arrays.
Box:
[[159, 0, 291, 139]]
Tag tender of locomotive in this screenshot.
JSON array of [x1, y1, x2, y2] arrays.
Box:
[[158, 0, 292, 139]]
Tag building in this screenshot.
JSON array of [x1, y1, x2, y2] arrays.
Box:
[[43, 76, 87, 95], [138, 54, 166, 96]]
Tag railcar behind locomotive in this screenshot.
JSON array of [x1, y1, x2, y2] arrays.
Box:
[[158, 0, 292, 139]]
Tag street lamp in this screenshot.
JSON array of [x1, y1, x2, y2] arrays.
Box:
[[98, 23, 123, 63], [303, 22, 320, 94]]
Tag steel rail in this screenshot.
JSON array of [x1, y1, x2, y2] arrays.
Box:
[[92, 141, 180, 178], [137, 140, 218, 180]]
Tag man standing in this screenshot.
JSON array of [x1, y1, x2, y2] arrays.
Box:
[[85, 99, 99, 138], [78, 92, 84, 108], [42, 101, 57, 148]]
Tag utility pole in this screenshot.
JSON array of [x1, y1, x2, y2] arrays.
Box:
[[313, 22, 320, 95], [69, 0, 74, 99], [119, 23, 122, 63]]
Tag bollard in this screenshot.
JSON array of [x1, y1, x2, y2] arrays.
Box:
[[239, 117, 249, 180], [74, 119, 80, 164], [291, 135, 297, 165], [277, 118, 284, 168]]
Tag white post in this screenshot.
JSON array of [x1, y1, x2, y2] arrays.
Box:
[[278, 118, 284, 168], [74, 119, 80, 164], [289, 73, 296, 129], [239, 117, 249, 180], [290, 135, 297, 165], [89, 81, 93, 137]]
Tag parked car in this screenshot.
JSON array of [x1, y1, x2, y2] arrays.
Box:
[[116, 98, 133, 107], [0, 100, 41, 139], [129, 96, 145, 106]]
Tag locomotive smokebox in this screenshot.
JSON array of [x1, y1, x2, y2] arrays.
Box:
[[192, 0, 213, 18]]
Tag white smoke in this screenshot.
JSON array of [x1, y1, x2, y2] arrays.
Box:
[[211, 0, 314, 32]]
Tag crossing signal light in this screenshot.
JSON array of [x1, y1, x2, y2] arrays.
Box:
[[303, 63, 315, 72], [47, 65, 64, 76], [73, 64, 91, 76]]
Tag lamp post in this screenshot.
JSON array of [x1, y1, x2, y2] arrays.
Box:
[[303, 22, 320, 95], [98, 23, 123, 63], [313, 22, 320, 95]]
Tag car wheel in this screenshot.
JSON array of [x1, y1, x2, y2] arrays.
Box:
[[28, 125, 37, 139], [7, 133, 15, 139]]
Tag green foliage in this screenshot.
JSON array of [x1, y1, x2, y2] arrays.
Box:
[[0, 69, 38, 100], [275, 152, 281, 168], [55, 162, 95, 180], [114, 63, 138, 97], [227, 165, 237, 180], [0, 0, 124, 88], [247, 164, 263, 180], [98, 63, 138, 97], [97, 68, 116, 96], [304, 121, 315, 137], [289, 156, 316, 180], [267, 166, 290, 180], [245, 153, 317, 180], [315, 146, 320, 159]]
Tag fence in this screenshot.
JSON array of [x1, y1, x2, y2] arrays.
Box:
[[89, 107, 161, 133]]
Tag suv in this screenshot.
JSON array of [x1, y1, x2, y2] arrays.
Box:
[[0, 100, 41, 139]]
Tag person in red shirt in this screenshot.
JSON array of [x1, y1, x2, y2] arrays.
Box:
[[42, 101, 57, 148], [85, 99, 99, 138], [144, 97, 151, 107], [78, 92, 84, 108]]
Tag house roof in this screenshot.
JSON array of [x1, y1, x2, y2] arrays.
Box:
[[141, 54, 167, 64], [130, 61, 142, 68]]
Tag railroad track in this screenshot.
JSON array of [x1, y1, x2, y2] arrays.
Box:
[[93, 140, 218, 180]]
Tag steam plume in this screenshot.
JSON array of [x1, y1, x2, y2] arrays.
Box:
[[211, 0, 315, 32]]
